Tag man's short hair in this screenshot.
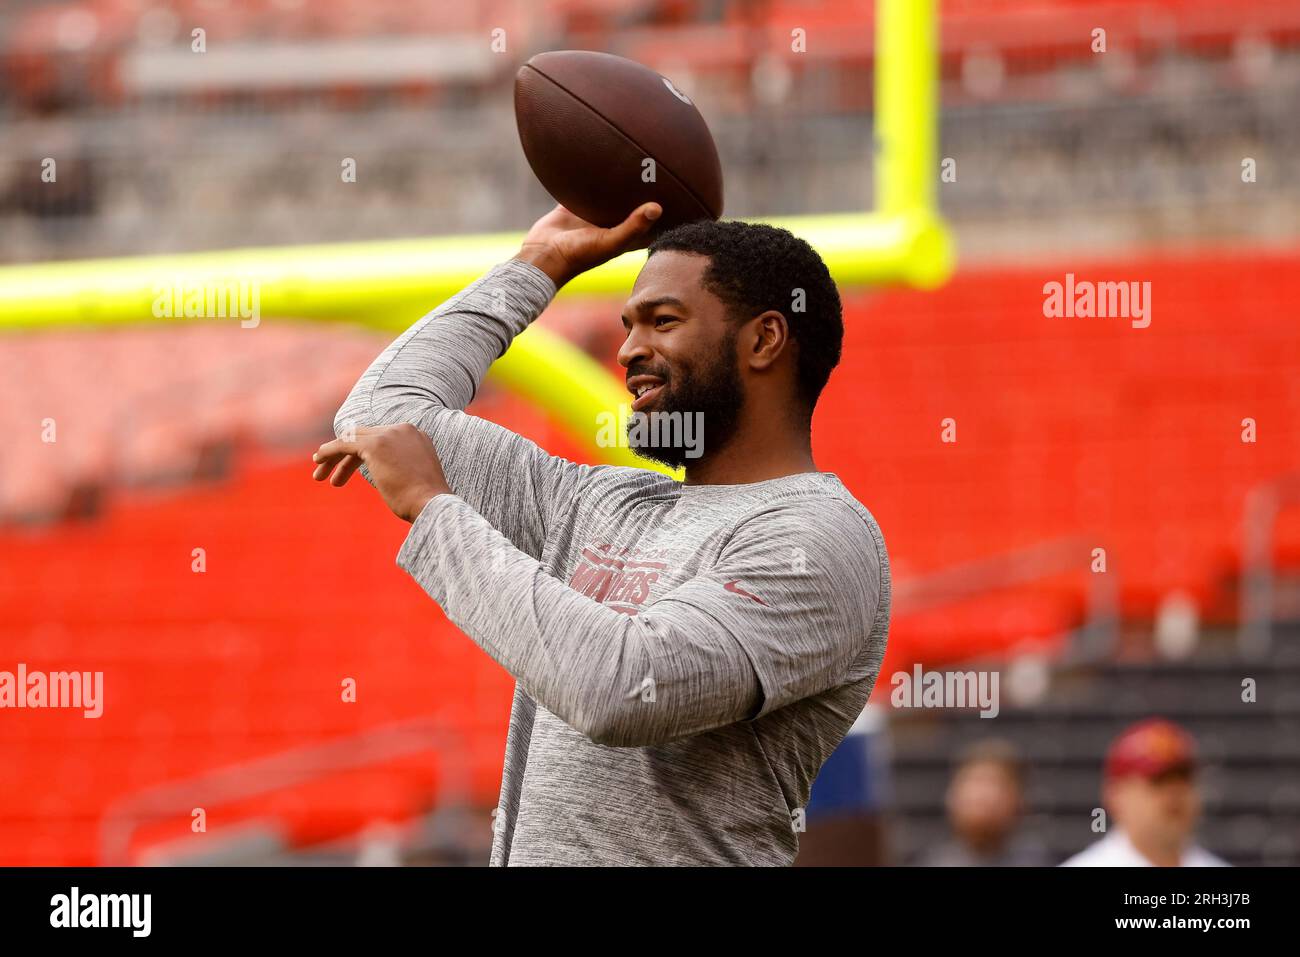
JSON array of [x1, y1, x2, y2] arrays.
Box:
[[954, 738, 1026, 789]]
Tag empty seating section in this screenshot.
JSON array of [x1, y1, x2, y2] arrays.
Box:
[[823, 249, 1300, 673]]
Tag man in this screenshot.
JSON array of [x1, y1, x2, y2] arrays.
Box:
[[312, 202, 890, 866], [916, 739, 1052, 867], [1062, 718, 1228, 867]]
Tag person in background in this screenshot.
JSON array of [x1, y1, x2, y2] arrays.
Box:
[[1062, 717, 1228, 867], [916, 739, 1051, 866]]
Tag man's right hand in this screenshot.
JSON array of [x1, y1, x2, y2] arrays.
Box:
[[514, 202, 663, 289]]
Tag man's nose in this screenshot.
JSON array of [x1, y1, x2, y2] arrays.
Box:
[[617, 328, 653, 368]]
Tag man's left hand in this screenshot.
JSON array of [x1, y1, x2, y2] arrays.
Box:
[[312, 423, 450, 523]]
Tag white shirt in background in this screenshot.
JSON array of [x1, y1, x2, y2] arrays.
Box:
[[1061, 829, 1229, 867]]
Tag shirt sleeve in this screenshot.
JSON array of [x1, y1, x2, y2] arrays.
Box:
[[333, 258, 595, 558], [396, 491, 884, 747]]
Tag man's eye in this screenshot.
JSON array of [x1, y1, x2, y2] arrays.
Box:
[[655, 315, 680, 328]]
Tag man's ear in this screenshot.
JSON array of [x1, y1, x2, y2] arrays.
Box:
[[746, 310, 790, 371]]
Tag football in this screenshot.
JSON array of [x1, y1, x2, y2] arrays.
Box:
[[514, 50, 724, 233]]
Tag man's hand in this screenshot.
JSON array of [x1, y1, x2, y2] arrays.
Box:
[[515, 202, 662, 289], [311, 423, 449, 523]]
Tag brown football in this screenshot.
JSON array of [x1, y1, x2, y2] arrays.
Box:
[[514, 50, 724, 232]]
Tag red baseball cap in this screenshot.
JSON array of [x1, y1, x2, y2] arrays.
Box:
[[1104, 718, 1198, 780]]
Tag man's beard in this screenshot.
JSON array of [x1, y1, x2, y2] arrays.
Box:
[[627, 330, 744, 469]]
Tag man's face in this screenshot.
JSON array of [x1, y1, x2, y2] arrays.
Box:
[[948, 761, 1022, 849], [618, 251, 745, 468], [1110, 768, 1200, 852]]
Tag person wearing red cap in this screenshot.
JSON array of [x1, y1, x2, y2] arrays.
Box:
[[1062, 718, 1228, 867]]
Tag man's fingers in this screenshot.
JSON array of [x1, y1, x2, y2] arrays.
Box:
[[633, 201, 663, 224], [312, 433, 368, 484], [606, 202, 663, 252], [328, 454, 364, 487], [311, 452, 356, 482], [312, 451, 344, 481], [314, 437, 360, 462]]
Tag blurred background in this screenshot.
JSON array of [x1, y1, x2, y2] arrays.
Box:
[[2, 0, 1299, 866]]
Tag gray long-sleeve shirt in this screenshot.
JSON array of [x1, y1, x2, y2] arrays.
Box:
[[335, 258, 891, 865]]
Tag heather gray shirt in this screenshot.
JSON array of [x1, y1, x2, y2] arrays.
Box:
[[335, 259, 891, 866]]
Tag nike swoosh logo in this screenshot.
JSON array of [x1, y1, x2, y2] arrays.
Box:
[[723, 580, 767, 606]]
